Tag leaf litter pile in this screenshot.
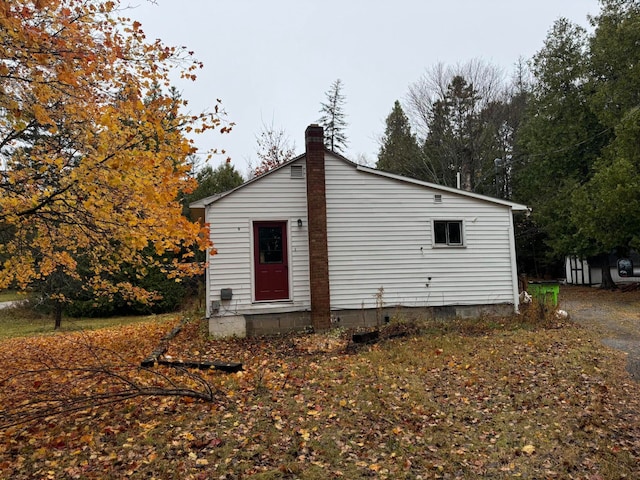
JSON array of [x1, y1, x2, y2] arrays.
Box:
[[1, 304, 639, 479]]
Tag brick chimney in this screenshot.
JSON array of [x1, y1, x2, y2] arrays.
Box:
[[305, 124, 331, 331]]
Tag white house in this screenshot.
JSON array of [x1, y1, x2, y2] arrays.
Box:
[[191, 125, 529, 337]]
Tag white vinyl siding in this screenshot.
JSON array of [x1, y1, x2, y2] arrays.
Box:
[[204, 153, 520, 319], [324, 154, 516, 310], [204, 158, 310, 316]]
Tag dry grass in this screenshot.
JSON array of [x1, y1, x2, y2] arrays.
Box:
[[0, 304, 639, 479], [0, 290, 25, 303], [0, 303, 174, 340]]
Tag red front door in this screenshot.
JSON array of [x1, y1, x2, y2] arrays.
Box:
[[254, 221, 289, 301]]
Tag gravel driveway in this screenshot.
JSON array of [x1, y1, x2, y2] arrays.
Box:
[[560, 285, 640, 382]]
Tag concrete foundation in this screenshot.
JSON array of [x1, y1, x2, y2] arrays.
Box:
[[208, 315, 246, 338], [209, 303, 515, 337], [245, 310, 311, 337]]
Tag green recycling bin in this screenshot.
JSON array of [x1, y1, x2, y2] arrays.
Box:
[[527, 281, 559, 306]]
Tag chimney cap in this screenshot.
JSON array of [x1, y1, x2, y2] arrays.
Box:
[[305, 124, 324, 143]]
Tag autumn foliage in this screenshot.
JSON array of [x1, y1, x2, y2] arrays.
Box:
[[1, 288, 639, 478], [0, 0, 226, 303]]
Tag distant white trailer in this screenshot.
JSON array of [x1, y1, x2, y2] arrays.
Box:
[[565, 256, 596, 285], [565, 254, 640, 286]]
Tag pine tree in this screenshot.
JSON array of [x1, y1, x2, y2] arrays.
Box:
[[376, 101, 420, 176], [318, 79, 348, 153], [514, 18, 607, 277], [569, 0, 640, 288], [184, 162, 244, 207], [406, 61, 512, 193]]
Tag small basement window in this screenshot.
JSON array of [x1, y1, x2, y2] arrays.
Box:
[[433, 220, 463, 246]]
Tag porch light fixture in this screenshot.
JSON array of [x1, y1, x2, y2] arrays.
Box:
[[297, 218, 303, 227]]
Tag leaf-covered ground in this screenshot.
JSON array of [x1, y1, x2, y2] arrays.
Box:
[[1, 297, 639, 479]]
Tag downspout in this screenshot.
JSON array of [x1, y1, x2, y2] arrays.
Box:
[[508, 209, 520, 313]]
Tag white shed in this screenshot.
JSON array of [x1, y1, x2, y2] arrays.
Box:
[[191, 125, 528, 337]]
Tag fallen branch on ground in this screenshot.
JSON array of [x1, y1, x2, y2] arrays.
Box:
[[0, 327, 219, 429]]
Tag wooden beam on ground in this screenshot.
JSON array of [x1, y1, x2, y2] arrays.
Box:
[[157, 359, 243, 373]]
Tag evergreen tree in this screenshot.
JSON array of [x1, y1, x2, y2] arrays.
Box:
[[405, 61, 515, 194], [376, 101, 420, 176], [568, 0, 640, 287], [489, 60, 533, 200], [183, 161, 244, 213], [588, 0, 640, 128], [200, 162, 244, 196], [514, 17, 608, 277], [318, 79, 348, 153], [430, 76, 480, 191], [416, 75, 499, 192], [514, 3, 640, 285]]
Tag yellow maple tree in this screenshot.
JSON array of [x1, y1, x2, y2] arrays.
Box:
[[0, 0, 227, 320]]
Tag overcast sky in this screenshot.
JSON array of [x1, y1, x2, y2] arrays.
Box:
[[130, 0, 601, 176]]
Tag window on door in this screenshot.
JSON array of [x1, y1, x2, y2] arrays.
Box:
[[258, 226, 283, 264]]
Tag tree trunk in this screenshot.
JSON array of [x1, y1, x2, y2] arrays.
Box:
[[599, 255, 616, 290], [54, 303, 63, 330]]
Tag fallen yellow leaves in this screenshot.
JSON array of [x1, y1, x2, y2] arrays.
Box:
[[0, 311, 639, 479]]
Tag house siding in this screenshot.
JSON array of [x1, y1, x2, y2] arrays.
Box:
[[202, 151, 523, 336], [323, 153, 517, 310], [204, 158, 310, 318]]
